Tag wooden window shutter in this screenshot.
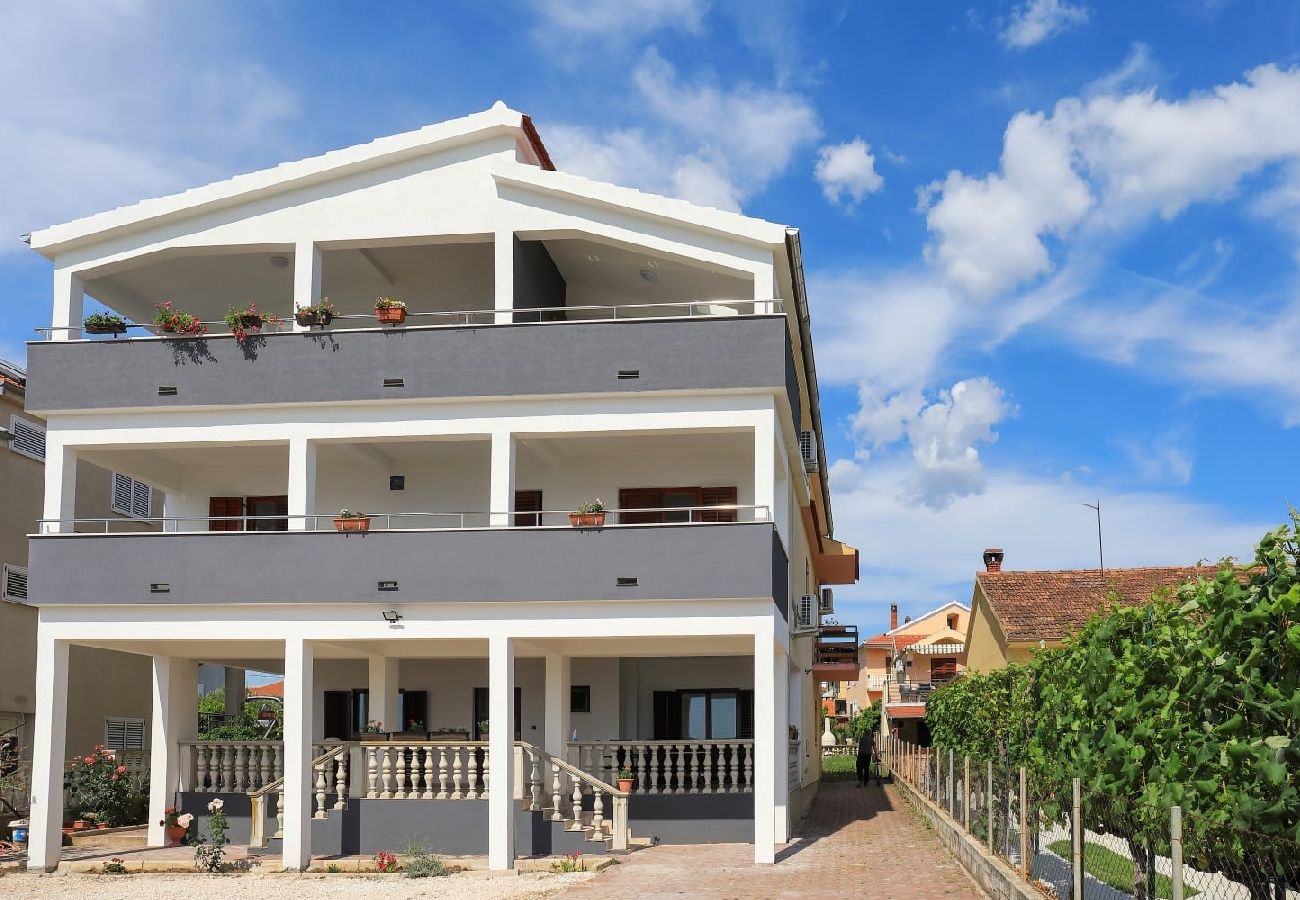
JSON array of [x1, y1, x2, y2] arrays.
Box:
[[738, 690, 755, 740], [652, 690, 682, 740], [618, 488, 664, 525], [698, 486, 738, 523], [208, 496, 244, 532], [513, 490, 543, 527]]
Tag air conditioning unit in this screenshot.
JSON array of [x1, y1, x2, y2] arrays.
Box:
[[799, 430, 818, 472], [818, 587, 834, 616], [793, 594, 818, 633]]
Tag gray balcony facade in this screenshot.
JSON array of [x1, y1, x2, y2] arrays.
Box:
[[25, 316, 799, 423], [28, 522, 789, 616]]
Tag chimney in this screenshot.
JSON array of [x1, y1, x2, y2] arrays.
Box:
[[904, 615, 912, 624], [890, 603, 898, 630], [983, 547, 1005, 573]]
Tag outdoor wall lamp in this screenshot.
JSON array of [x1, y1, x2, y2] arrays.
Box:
[[381, 610, 403, 624]]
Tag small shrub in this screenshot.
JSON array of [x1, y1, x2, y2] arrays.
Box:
[[324, 863, 341, 873], [101, 857, 128, 875], [404, 853, 447, 879], [551, 850, 585, 873], [373, 850, 399, 873], [193, 798, 228, 872]]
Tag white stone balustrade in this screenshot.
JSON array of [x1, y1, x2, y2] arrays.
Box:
[[361, 742, 490, 800], [566, 740, 754, 794]]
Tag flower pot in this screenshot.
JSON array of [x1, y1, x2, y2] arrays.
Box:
[[236, 314, 265, 330], [333, 516, 371, 532], [617, 778, 634, 793], [96, 823, 108, 830], [569, 511, 605, 527], [295, 310, 332, 327], [375, 306, 407, 325], [165, 823, 188, 846], [73, 820, 89, 831], [85, 322, 127, 335]]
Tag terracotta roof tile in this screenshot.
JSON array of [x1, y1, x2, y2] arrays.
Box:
[[978, 565, 1221, 642], [863, 633, 925, 648], [248, 681, 283, 698]]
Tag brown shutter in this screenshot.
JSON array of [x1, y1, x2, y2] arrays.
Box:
[[513, 490, 543, 527], [698, 486, 738, 523], [738, 690, 755, 740], [618, 488, 664, 525], [208, 496, 244, 531]]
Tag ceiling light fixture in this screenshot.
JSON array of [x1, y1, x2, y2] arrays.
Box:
[[269, 255, 290, 268], [639, 268, 658, 282]]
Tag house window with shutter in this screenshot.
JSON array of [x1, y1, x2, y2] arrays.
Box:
[[111, 473, 152, 519], [104, 717, 146, 751], [8, 415, 45, 461], [617, 486, 738, 524], [2, 564, 28, 603], [513, 490, 543, 527]]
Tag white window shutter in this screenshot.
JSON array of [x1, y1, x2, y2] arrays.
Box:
[[124, 719, 146, 750], [112, 473, 133, 516], [104, 717, 146, 750], [9, 416, 45, 461], [2, 564, 27, 602], [131, 478, 151, 518]]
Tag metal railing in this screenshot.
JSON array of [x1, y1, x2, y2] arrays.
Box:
[[37, 504, 772, 535], [36, 298, 786, 340]]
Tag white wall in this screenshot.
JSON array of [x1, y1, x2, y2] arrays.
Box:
[[314, 441, 491, 523]]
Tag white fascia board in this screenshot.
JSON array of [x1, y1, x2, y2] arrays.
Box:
[[492, 163, 788, 249], [885, 600, 971, 636], [27, 105, 531, 257]]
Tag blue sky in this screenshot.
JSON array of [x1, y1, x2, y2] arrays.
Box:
[[2, 1, 1298, 638]]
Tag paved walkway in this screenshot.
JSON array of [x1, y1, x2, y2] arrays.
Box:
[[556, 780, 986, 899]]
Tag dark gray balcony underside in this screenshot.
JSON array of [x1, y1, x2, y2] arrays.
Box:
[[25, 316, 799, 423], [28, 522, 788, 614]]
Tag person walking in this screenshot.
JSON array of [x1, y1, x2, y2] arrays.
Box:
[[856, 724, 881, 787]]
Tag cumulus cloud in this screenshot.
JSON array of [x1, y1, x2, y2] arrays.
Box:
[[547, 49, 820, 211], [814, 138, 884, 207], [1001, 0, 1090, 49], [1120, 430, 1195, 486], [0, 2, 299, 252], [527, 0, 706, 44]]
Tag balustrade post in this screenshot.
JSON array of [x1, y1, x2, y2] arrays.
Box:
[[366, 745, 379, 798], [611, 794, 629, 852], [688, 743, 701, 794], [314, 760, 327, 819], [380, 746, 394, 799], [590, 790, 606, 841], [551, 761, 564, 821], [275, 786, 285, 838], [451, 746, 464, 799], [335, 752, 348, 810], [221, 744, 234, 793], [423, 745, 435, 800], [529, 749, 543, 810], [195, 744, 209, 793], [437, 747, 449, 799], [569, 776, 582, 829], [467, 746, 481, 799], [234, 745, 247, 793]]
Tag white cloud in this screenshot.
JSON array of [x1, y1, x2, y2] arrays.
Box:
[[827, 458, 1274, 627], [526, 0, 706, 48], [1001, 0, 1090, 49], [814, 138, 884, 207], [1120, 430, 1195, 486], [547, 49, 820, 211], [0, 2, 298, 253]]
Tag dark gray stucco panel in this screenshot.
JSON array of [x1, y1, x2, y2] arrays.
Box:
[[629, 792, 754, 844], [25, 316, 795, 413], [177, 792, 256, 846], [29, 522, 787, 607]]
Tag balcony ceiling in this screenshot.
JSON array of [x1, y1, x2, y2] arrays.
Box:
[[543, 238, 752, 306]]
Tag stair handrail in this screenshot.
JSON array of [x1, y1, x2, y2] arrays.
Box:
[[248, 742, 350, 847], [518, 741, 629, 851]]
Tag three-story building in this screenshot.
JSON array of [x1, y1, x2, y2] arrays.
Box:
[[21, 103, 857, 870]]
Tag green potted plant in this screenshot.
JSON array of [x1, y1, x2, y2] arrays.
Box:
[[152, 301, 206, 336], [83, 312, 128, 335], [374, 296, 407, 325], [294, 298, 337, 328], [616, 766, 634, 793], [569, 498, 606, 527], [359, 720, 387, 741], [476, 719, 490, 740], [333, 508, 370, 532], [224, 302, 282, 343]]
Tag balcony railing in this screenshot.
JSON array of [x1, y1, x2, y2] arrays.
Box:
[[812, 624, 859, 678], [37, 299, 785, 340], [37, 505, 772, 535], [885, 679, 956, 705]]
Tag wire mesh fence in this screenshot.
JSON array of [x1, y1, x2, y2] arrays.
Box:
[[884, 736, 1300, 900]]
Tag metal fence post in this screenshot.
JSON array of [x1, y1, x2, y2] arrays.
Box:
[[987, 759, 995, 849], [1019, 766, 1029, 879], [1170, 805, 1183, 900], [963, 755, 971, 832], [949, 749, 955, 815], [1072, 777, 1083, 900]]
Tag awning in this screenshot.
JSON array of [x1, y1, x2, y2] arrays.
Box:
[[908, 642, 965, 655]]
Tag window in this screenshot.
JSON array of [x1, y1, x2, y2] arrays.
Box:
[[112, 473, 152, 519], [8, 415, 45, 461], [570, 685, 591, 714], [104, 717, 146, 751], [618, 486, 738, 524], [2, 564, 27, 603], [209, 495, 288, 531], [946, 613, 959, 630], [513, 490, 543, 527], [653, 689, 753, 740]]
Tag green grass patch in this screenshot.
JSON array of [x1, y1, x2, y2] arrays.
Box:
[[1047, 839, 1197, 899], [820, 754, 857, 781]]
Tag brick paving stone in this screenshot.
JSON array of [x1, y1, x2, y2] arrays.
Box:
[[555, 780, 986, 899]]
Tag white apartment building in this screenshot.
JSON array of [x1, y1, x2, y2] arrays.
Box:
[[20, 103, 858, 870]]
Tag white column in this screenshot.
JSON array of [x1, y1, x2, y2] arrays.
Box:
[[282, 638, 315, 871], [27, 635, 69, 870], [488, 430, 515, 528], [148, 656, 197, 847], [293, 240, 322, 332], [750, 260, 775, 313], [543, 652, 570, 757], [488, 635, 516, 870], [753, 412, 776, 525], [753, 626, 776, 864], [493, 228, 513, 324], [367, 655, 399, 733], [51, 268, 84, 341], [774, 647, 790, 844], [41, 442, 77, 534], [287, 437, 317, 530]]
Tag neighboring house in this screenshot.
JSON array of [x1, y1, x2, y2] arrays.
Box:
[[20, 103, 858, 871], [842, 601, 968, 745], [966, 547, 1218, 672], [0, 358, 154, 784]]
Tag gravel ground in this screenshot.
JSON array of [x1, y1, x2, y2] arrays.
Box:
[[0, 870, 595, 899]]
